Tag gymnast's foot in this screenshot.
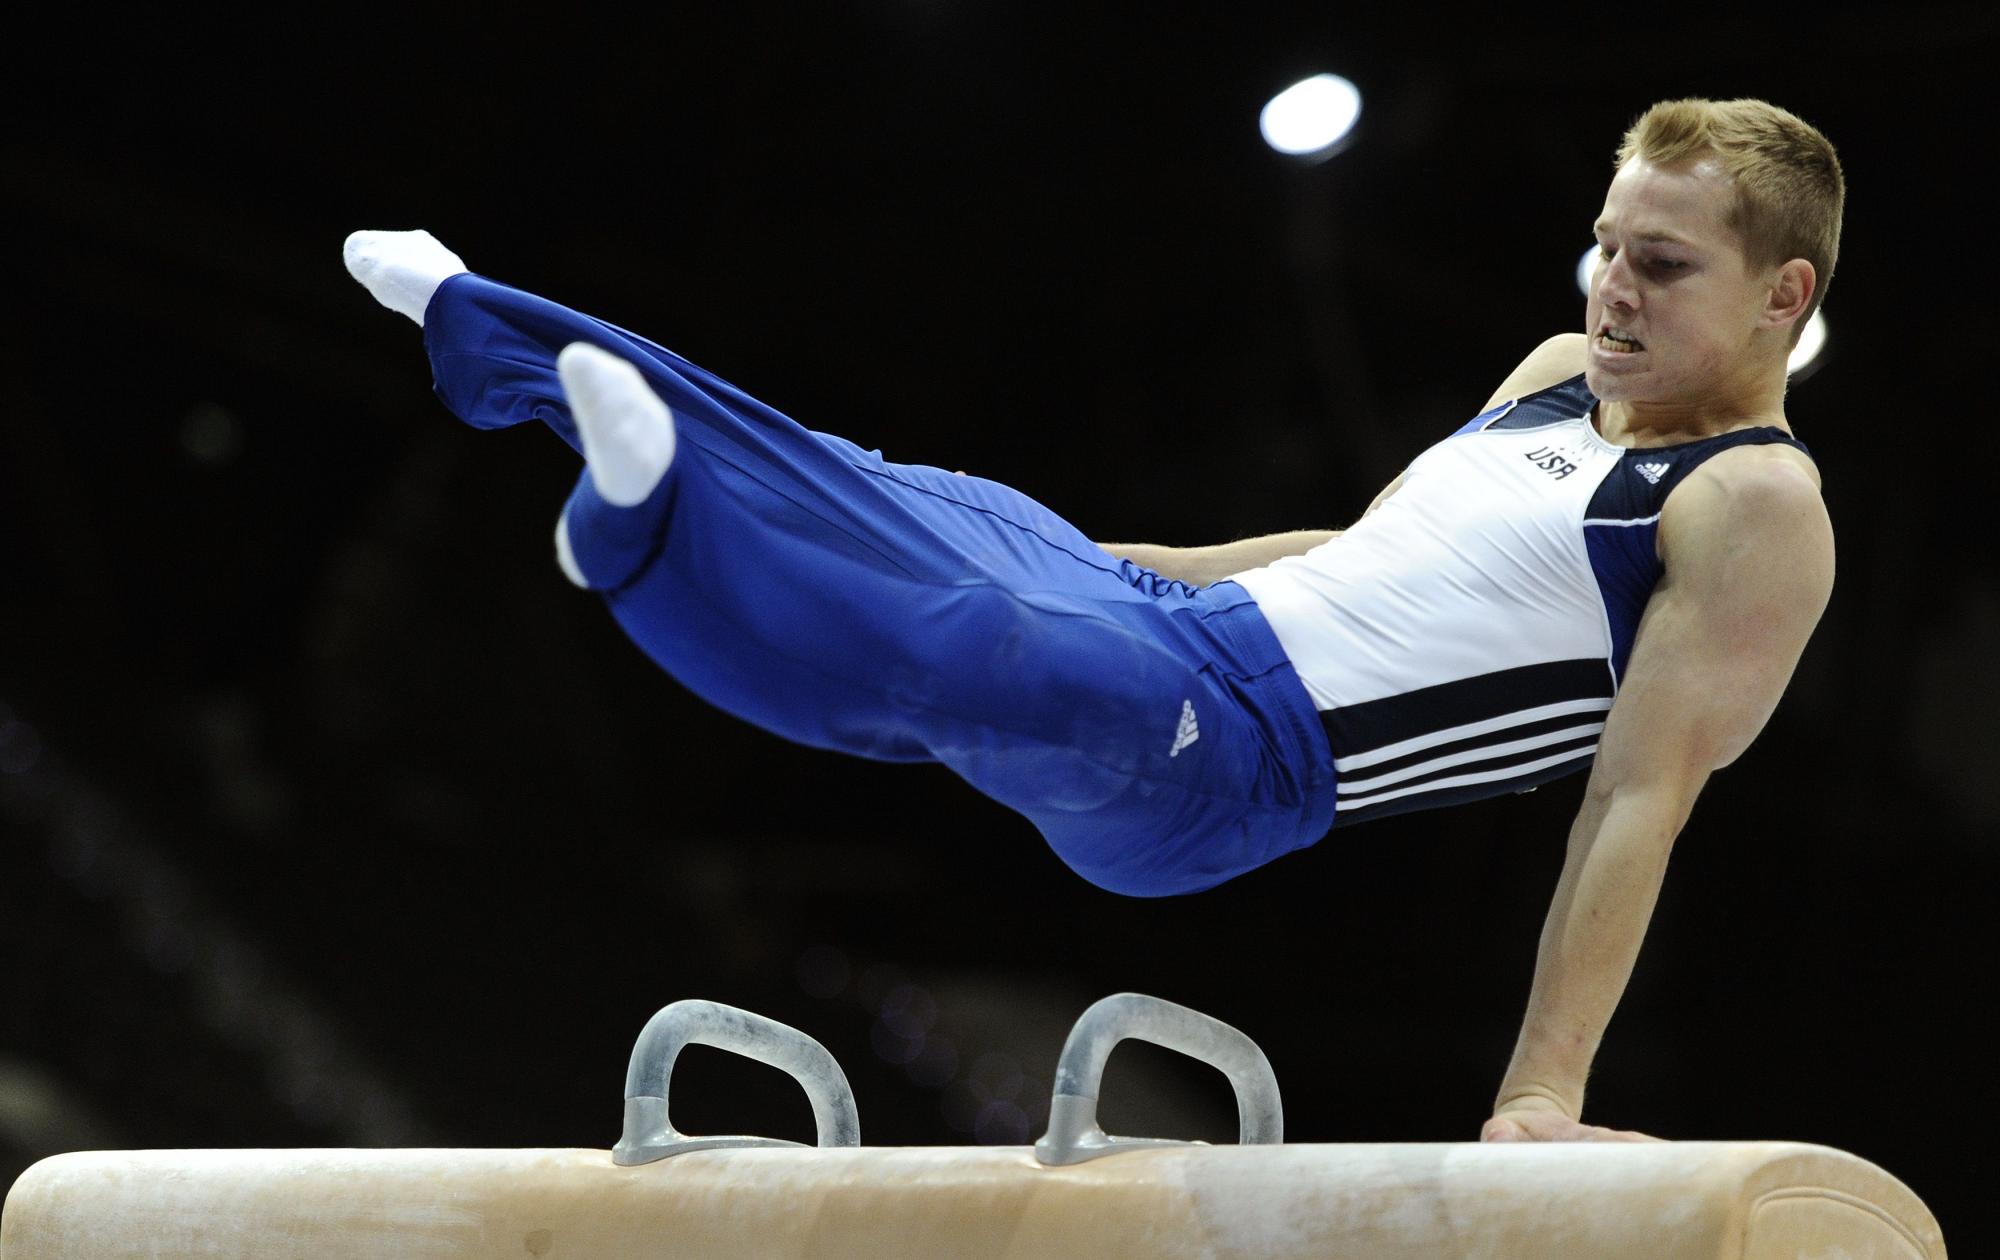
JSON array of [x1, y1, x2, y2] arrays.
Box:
[[554, 343, 679, 587], [558, 344, 678, 506], [343, 229, 468, 326]]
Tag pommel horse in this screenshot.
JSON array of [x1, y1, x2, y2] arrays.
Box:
[[1, 994, 1946, 1258]]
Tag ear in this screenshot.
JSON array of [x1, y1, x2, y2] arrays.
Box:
[[1762, 258, 1816, 333]]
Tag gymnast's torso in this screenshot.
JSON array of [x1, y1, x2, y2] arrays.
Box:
[[1226, 373, 1813, 828]]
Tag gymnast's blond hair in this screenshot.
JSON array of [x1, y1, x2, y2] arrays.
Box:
[[1618, 98, 1844, 342]]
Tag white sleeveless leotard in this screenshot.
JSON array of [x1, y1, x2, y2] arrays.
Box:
[[1227, 374, 1811, 827]]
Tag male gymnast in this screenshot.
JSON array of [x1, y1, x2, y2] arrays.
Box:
[[345, 97, 1842, 1144]]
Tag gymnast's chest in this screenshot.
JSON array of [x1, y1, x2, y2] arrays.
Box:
[[1399, 422, 1616, 544]]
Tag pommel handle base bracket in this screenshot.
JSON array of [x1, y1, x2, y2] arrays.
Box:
[[612, 999, 861, 1166], [1033, 992, 1282, 1166]]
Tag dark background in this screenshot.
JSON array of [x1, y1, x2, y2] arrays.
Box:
[[4, 4, 1994, 1252]]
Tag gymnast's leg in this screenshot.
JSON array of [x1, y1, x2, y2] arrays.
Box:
[[344, 231, 1335, 894]]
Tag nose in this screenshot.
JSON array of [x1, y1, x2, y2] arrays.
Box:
[[1595, 248, 1638, 309]]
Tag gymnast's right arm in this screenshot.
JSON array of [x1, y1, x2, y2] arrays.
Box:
[[1093, 333, 1587, 586], [1095, 474, 1405, 585], [940, 467, 1340, 584], [1095, 531, 1338, 585]]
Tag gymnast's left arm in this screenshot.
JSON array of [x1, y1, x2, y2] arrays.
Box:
[[1482, 447, 1834, 1142]]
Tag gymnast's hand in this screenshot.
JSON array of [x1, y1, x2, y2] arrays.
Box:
[[1481, 1099, 1665, 1143]]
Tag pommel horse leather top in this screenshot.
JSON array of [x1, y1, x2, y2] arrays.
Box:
[[0, 995, 1947, 1259]]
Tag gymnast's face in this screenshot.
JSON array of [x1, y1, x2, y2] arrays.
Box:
[[1583, 155, 1790, 408]]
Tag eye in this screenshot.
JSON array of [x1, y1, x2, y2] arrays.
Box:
[[1599, 245, 1686, 273]]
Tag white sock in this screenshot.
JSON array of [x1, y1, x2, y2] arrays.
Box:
[[554, 514, 588, 589], [556, 343, 678, 508], [343, 229, 468, 326]]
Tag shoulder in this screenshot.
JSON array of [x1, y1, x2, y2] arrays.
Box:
[[1657, 441, 1833, 587], [1481, 333, 1588, 412], [1667, 440, 1824, 522], [1613, 438, 1834, 773]]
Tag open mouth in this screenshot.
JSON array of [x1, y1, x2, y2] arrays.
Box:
[[1596, 330, 1644, 354]]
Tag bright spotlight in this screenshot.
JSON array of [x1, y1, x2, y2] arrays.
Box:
[[1576, 244, 1600, 295], [1260, 74, 1361, 158], [1788, 310, 1828, 378]]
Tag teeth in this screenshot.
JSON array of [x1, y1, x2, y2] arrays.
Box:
[[1599, 331, 1642, 351]]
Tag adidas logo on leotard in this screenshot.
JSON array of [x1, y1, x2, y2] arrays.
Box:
[[1634, 461, 1670, 485], [1169, 700, 1200, 757]]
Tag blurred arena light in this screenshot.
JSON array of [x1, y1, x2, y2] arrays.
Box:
[[0, 696, 429, 1145], [1259, 74, 1361, 158], [1788, 309, 1828, 378], [1573, 246, 1829, 379], [1575, 244, 1601, 298], [0, 1055, 120, 1161]]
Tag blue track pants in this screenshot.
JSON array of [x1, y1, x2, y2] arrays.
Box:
[[424, 274, 1337, 896]]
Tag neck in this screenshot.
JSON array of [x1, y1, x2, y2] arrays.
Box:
[[1594, 367, 1791, 448]]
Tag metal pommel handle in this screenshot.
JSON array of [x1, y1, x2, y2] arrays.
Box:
[[612, 999, 860, 1166], [1033, 992, 1281, 1166]]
